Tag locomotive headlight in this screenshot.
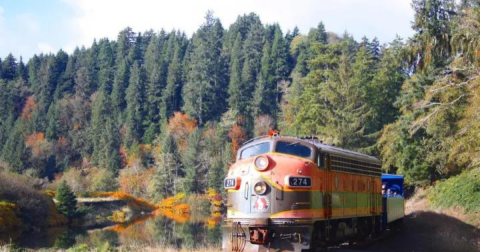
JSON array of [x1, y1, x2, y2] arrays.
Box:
[[254, 181, 268, 195], [254, 156, 269, 171]]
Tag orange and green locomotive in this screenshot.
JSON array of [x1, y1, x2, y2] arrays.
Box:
[[222, 135, 404, 252]]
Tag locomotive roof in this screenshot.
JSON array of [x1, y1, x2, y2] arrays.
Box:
[[242, 136, 380, 164]]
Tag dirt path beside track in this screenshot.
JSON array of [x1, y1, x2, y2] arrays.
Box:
[[358, 193, 479, 252]]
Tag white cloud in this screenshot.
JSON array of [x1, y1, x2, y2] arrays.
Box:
[[62, 0, 415, 49], [37, 42, 55, 53]]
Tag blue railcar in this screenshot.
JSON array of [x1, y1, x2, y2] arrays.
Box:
[[381, 174, 405, 228]]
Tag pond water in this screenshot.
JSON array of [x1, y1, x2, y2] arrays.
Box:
[[2, 210, 223, 250]]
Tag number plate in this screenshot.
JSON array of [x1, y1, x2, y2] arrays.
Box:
[[224, 178, 237, 189], [288, 177, 312, 188]]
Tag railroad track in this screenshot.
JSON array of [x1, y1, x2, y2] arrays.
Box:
[[313, 229, 395, 252]]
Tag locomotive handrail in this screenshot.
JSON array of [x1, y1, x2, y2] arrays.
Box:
[[244, 182, 249, 200], [242, 135, 270, 145]]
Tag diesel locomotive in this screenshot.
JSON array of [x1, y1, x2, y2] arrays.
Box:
[[222, 134, 404, 252]]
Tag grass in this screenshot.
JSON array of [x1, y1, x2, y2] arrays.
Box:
[[428, 168, 480, 226]]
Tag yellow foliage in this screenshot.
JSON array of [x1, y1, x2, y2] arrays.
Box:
[[158, 193, 186, 209], [0, 201, 22, 232], [211, 212, 222, 218], [44, 190, 56, 197], [174, 193, 185, 201], [112, 211, 127, 223], [206, 213, 223, 229], [206, 188, 217, 198]]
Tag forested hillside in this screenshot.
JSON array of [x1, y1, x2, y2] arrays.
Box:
[[0, 0, 479, 203]]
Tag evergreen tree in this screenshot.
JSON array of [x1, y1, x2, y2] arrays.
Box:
[[124, 62, 146, 148], [56, 180, 78, 219], [98, 118, 122, 173], [308, 22, 328, 44], [56, 52, 77, 97], [294, 39, 372, 149], [111, 58, 130, 115], [116, 27, 136, 63], [0, 114, 14, 154], [97, 38, 115, 93], [161, 43, 184, 123], [241, 58, 256, 108], [46, 102, 59, 140], [155, 133, 183, 197], [255, 41, 277, 117], [270, 27, 289, 82], [228, 34, 243, 111], [242, 20, 264, 80], [1, 54, 17, 80], [182, 128, 201, 193], [368, 37, 407, 131], [143, 34, 168, 143], [182, 11, 228, 125], [16, 57, 28, 81], [1, 122, 27, 173], [91, 91, 111, 165]]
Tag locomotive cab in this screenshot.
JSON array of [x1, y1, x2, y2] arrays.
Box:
[[225, 137, 318, 220]]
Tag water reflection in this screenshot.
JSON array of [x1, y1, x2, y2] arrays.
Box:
[[4, 210, 222, 250]]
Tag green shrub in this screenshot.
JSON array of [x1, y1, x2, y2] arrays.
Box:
[[429, 169, 480, 214]]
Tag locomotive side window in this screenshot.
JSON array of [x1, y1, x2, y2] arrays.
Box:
[[317, 152, 326, 168], [240, 142, 270, 159], [275, 141, 312, 158]]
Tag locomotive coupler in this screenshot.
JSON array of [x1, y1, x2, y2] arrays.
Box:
[[249, 227, 271, 245]]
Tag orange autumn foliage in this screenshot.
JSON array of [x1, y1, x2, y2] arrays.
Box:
[[119, 146, 128, 168], [26, 132, 48, 156], [20, 96, 36, 120], [156, 208, 190, 223], [105, 213, 156, 234], [166, 112, 197, 149], [173, 203, 190, 214], [228, 124, 246, 161], [118, 168, 154, 195]]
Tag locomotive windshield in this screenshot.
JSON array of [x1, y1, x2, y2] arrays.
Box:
[[276, 141, 311, 158], [240, 142, 270, 159]]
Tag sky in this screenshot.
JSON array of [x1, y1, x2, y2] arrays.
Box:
[[0, 0, 415, 60]]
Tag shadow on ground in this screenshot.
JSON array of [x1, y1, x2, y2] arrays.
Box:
[[359, 211, 480, 252]]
